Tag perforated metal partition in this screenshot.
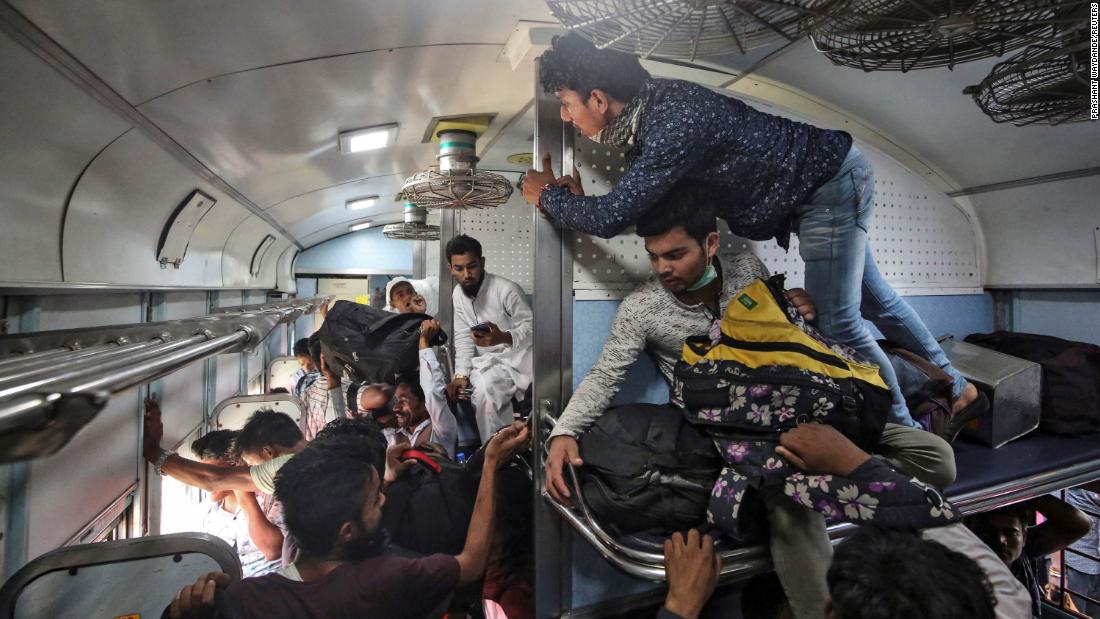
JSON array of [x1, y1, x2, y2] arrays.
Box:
[[571, 100, 982, 300], [458, 193, 534, 294], [211, 393, 303, 430]]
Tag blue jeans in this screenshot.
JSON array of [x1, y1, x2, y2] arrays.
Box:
[[795, 146, 968, 427]]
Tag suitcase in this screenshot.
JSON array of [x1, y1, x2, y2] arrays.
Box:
[[941, 339, 1041, 448]]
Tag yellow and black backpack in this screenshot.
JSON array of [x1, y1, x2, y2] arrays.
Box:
[[672, 275, 891, 451]]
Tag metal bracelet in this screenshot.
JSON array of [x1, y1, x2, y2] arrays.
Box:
[[154, 449, 177, 476]]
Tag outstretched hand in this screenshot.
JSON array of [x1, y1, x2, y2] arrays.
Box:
[[554, 164, 584, 196], [522, 153, 558, 207], [663, 530, 722, 619], [484, 421, 531, 467], [167, 572, 231, 619]]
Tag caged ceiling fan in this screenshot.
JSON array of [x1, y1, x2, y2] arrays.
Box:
[[545, 0, 846, 60], [383, 203, 441, 241], [400, 121, 514, 210], [810, 0, 1089, 72], [963, 19, 1092, 126]]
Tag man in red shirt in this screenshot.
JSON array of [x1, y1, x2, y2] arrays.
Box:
[[166, 421, 530, 619]]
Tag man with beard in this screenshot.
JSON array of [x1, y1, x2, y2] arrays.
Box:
[[165, 422, 531, 619], [446, 234, 534, 441]]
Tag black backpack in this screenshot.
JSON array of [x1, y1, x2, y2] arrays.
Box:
[[965, 331, 1100, 435], [317, 300, 447, 385], [578, 403, 722, 533], [381, 449, 477, 556]]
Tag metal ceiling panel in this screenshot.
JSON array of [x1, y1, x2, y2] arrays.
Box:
[[265, 173, 409, 238], [971, 176, 1100, 287], [137, 45, 533, 213], [0, 33, 131, 284], [63, 130, 254, 288], [744, 41, 1100, 189], [221, 216, 294, 289], [9, 0, 550, 105]]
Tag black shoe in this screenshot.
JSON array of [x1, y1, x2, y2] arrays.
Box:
[[940, 391, 990, 443]]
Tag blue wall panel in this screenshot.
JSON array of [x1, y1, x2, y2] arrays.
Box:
[[295, 228, 413, 274], [1017, 291, 1100, 346]]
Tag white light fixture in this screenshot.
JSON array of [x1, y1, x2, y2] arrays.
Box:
[[338, 123, 399, 154], [345, 195, 379, 210], [348, 220, 373, 232]]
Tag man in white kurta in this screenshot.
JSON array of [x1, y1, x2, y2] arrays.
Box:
[[446, 235, 533, 441]]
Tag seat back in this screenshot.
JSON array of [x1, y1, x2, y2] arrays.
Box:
[[0, 533, 241, 619], [211, 393, 304, 430], [267, 355, 301, 394]]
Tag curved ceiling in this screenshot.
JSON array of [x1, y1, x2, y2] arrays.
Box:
[[1, 0, 1096, 290]]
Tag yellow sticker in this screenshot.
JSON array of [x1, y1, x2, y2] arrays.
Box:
[[355, 294, 370, 305], [115, 615, 140, 619]]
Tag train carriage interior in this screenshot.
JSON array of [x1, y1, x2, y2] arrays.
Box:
[[1, 0, 1099, 617]]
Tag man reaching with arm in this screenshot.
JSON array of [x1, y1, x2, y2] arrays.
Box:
[[167, 421, 531, 619], [143, 399, 305, 496]]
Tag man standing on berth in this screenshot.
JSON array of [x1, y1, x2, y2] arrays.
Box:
[[522, 33, 987, 439]]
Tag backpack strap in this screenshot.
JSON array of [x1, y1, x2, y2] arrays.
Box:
[[399, 449, 443, 474]]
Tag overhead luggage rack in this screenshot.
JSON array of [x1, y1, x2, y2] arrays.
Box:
[[810, 0, 1088, 72], [543, 410, 1100, 583], [545, 0, 844, 60], [0, 296, 324, 463]]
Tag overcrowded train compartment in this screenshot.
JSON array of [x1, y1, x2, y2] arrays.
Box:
[[0, 1, 1099, 617]]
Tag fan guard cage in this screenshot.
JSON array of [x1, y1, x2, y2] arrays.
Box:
[[547, 0, 844, 59], [383, 222, 441, 241], [810, 0, 1088, 72], [400, 168, 514, 210], [966, 31, 1091, 126]]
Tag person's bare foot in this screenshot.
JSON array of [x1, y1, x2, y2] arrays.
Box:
[[951, 381, 980, 415]]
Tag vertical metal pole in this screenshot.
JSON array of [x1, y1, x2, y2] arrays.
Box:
[[203, 292, 218, 434], [438, 210, 459, 364], [1, 295, 38, 579], [143, 292, 166, 537], [412, 240, 427, 280], [532, 57, 571, 619]]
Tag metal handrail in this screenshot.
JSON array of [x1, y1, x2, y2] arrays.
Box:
[[0, 297, 323, 462], [0, 338, 193, 397], [541, 410, 1100, 584], [0, 343, 118, 372]]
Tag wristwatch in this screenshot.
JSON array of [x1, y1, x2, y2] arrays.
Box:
[[153, 449, 177, 476]]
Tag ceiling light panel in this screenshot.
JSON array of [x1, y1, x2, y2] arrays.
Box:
[[348, 221, 373, 232], [338, 123, 399, 154], [345, 195, 379, 210]]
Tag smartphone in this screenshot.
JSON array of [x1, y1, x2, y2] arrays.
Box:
[[471, 322, 492, 334]]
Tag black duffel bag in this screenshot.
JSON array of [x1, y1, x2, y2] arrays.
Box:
[[965, 331, 1100, 435], [317, 300, 447, 385], [578, 403, 722, 533]]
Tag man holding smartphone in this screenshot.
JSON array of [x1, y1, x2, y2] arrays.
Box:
[[446, 234, 534, 442]]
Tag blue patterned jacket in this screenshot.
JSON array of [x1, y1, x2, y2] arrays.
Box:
[[541, 79, 852, 247]]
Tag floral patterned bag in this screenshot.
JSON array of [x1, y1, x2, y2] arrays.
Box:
[[671, 276, 903, 542], [671, 276, 892, 452]]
